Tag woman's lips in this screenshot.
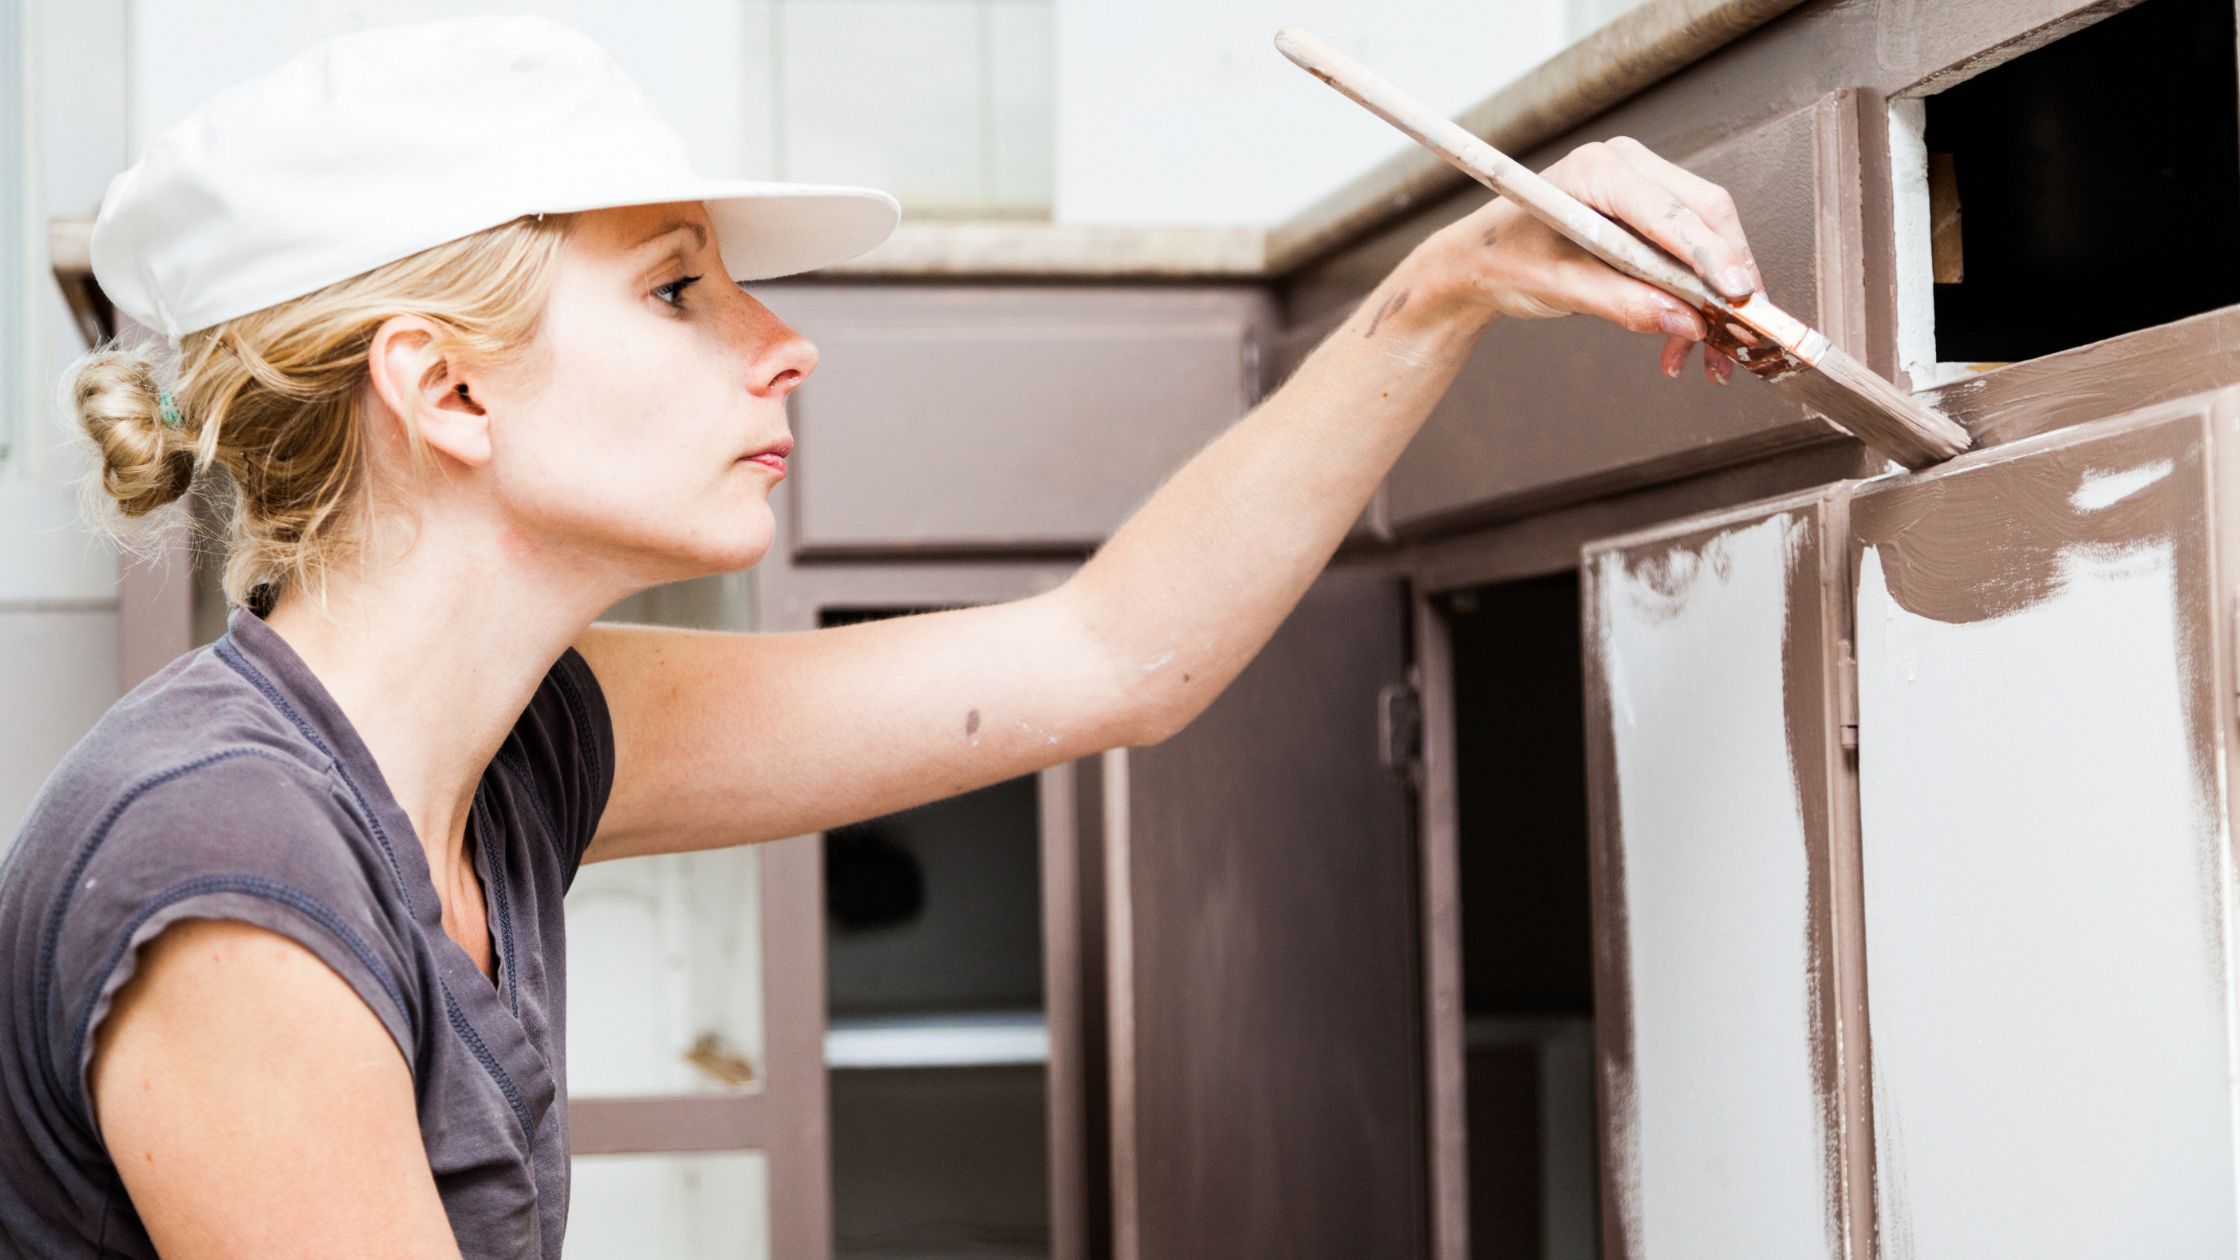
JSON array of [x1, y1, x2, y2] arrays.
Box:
[[741, 436, 793, 475]]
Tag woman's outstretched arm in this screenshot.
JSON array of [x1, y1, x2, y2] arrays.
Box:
[[1069, 136, 1762, 744], [576, 137, 1762, 862]]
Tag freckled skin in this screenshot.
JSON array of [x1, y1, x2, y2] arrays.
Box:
[[965, 708, 980, 736]]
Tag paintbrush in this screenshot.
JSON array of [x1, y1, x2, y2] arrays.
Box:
[[1274, 27, 1972, 470]]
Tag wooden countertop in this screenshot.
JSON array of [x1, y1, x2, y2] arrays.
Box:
[[48, 0, 1803, 315]]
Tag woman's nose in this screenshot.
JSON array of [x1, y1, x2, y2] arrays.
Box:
[[764, 330, 818, 396], [739, 294, 818, 396]]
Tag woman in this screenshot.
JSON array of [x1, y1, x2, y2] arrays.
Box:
[[0, 13, 1762, 1260]]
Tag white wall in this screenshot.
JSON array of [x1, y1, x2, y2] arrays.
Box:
[[126, 0, 1053, 218], [1, 0, 132, 840], [1048, 0, 1627, 225]]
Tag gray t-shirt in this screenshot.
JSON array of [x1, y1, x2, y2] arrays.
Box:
[[0, 603, 615, 1258]]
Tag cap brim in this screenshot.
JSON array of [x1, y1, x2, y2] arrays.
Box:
[[703, 180, 902, 280], [529, 178, 901, 280]]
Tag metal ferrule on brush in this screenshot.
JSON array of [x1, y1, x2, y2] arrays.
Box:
[[1703, 294, 1830, 382]]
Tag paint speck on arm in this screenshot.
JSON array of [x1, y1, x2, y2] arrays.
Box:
[[965, 708, 980, 736], [1139, 650, 1176, 673], [1364, 288, 1411, 338]]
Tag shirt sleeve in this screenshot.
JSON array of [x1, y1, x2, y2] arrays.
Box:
[[45, 748, 418, 1147], [502, 645, 617, 891]]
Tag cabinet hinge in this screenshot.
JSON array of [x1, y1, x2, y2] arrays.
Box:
[[1378, 674, 1424, 786], [1837, 638, 1860, 753]]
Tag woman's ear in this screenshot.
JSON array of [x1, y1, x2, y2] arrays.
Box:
[[366, 314, 494, 468]]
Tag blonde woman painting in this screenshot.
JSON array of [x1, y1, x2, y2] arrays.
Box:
[[0, 14, 1761, 1257]]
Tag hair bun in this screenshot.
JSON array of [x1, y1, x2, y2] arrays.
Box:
[[66, 348, 197, 517]]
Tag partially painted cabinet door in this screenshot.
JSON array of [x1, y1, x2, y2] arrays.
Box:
[[1849, 397, 2240, 1257], [1581, 490, 1872, 1259], [1099, 568, 1424, 1260]]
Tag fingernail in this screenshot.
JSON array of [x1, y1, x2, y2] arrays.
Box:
[[1658, 309, 1697, 339], [1721, 267, 1756, 298]]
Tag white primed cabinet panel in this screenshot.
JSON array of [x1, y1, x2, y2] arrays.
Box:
[[1850, 403, 2240, 1258], [1582, 492, 1866, 1259]]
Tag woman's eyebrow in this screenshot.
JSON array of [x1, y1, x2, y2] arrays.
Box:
[[633, 219, 709, 252]]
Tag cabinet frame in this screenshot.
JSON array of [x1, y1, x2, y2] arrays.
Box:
[[750, 553, 1090, 1260]]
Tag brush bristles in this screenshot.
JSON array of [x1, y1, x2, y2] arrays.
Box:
[[1772, 345, 1972, 469]]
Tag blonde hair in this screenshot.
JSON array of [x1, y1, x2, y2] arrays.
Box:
[[62, 210, 579, 615]]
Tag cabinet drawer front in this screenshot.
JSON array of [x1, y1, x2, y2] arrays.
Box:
[[759, 286, 1271, 555]]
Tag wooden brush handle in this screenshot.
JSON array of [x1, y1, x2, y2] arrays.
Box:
[[1274, 26, 1821, 361]]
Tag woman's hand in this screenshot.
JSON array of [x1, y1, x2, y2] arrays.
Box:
[[1417, 135, 1766, 385]]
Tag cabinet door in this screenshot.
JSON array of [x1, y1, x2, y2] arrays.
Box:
[[752, 284, 1274, 557], [1849, 397, 2240, 1257], [1100, 569, 1424, 1259], [1582, 490, 1870, 1259], [1388, 89, 1878, 534]]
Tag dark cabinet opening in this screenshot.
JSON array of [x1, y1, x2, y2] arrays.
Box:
[[818, 606, 1051, 1259], [1922, 0, 2240, 363], [1438, 573, 1601, 1259]]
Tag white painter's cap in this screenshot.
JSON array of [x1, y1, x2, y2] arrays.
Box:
[[90, 13, 901, 340]]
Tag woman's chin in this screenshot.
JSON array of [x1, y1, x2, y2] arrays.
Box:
[[696, 511, 777, 574]]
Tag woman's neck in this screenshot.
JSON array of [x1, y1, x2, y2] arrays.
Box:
[[259, 520, 632, 885]]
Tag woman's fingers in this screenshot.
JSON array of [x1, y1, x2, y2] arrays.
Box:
[[1657, 336, 1734, 384], [1551, 138, 1760, 301], [1604, 136, 1765, 294], [1548, 256, 1705, 340], [1705, 344, 1734, 385]]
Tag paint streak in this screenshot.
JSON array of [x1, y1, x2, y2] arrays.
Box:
[[1138, 650, 1176, 673], [1870, 1072, 1917, 1260], [1771, 503, 1850, 1260], [1579, 572, 1644, 1259], [1364, 288, 1410, 338], [1591, 508, 1838, 1256], [1919, 304, 2240, 451], [1852, 427, 2196, 625]]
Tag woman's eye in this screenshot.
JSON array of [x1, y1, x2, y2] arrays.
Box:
[[653, 274, 703, 307]]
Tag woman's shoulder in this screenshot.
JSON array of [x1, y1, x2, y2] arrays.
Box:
[[8, 640, 367, 884], [0, 641, 422, 1130]]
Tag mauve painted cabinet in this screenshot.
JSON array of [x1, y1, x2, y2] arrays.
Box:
[[1384, 89, 1878, 536], [1848, 395, 2240, 1258], [1580, 488, 1872, 1260], [1097, 568, 1425, 1260], [750, 284, 1277, 557]]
